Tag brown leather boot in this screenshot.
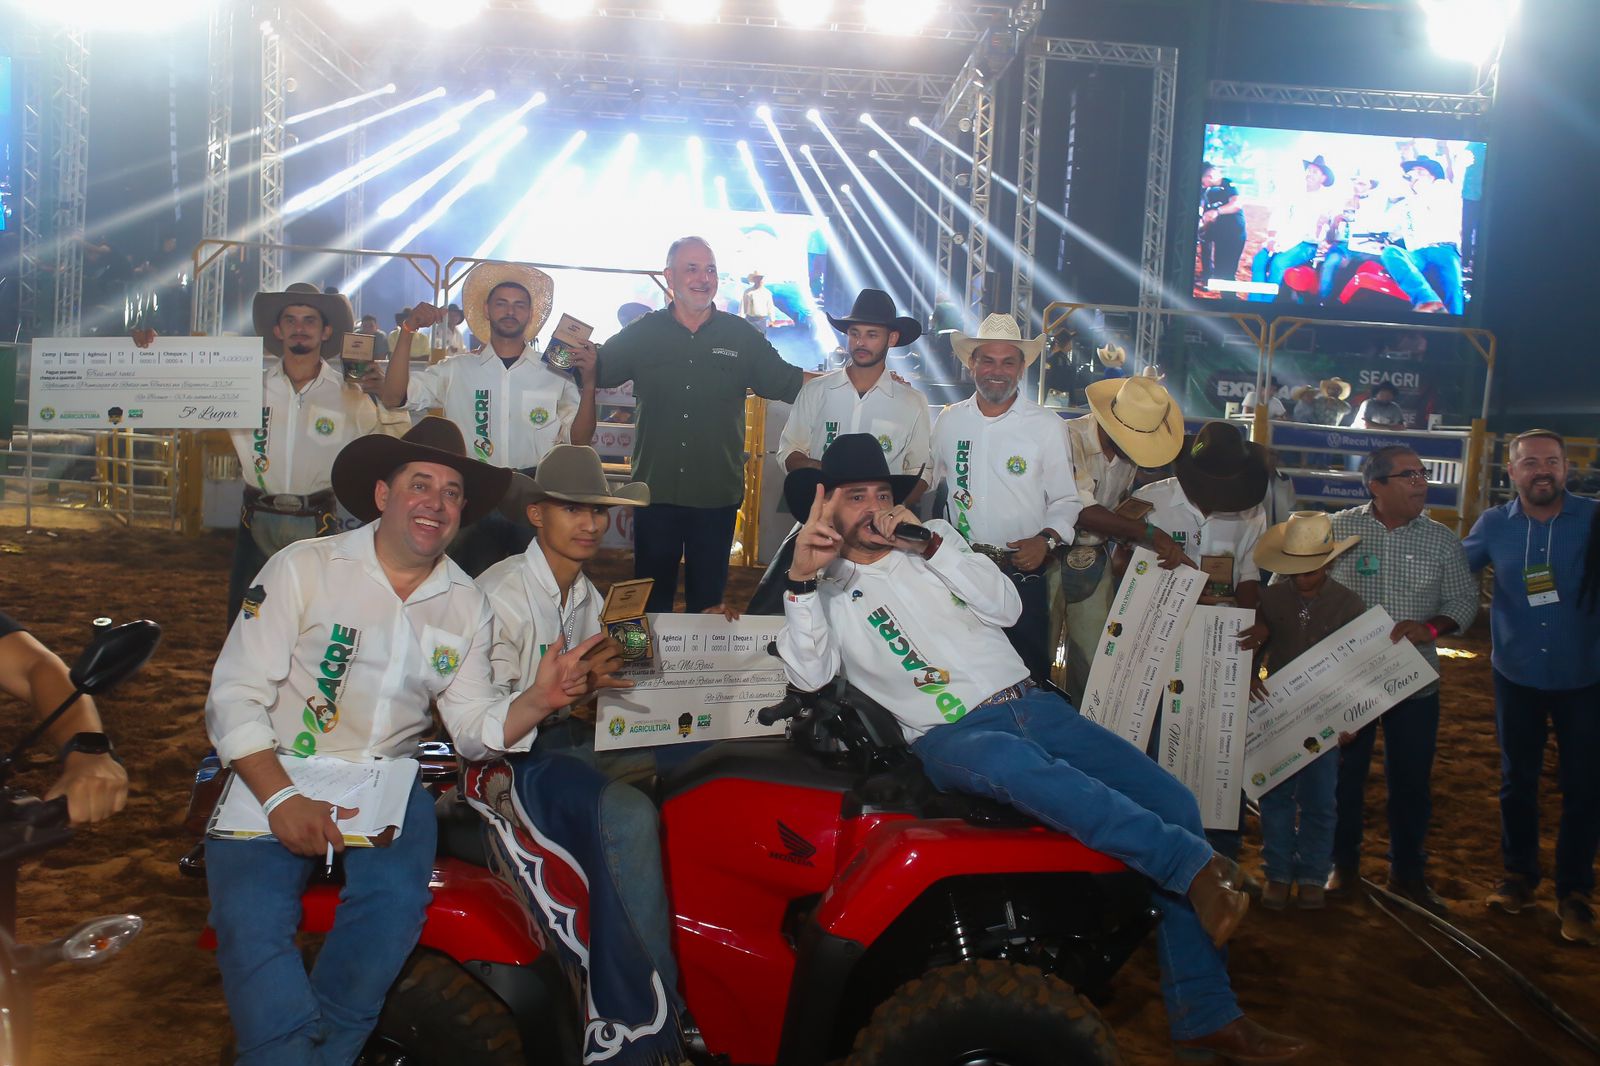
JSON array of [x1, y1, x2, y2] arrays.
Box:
[[1188, 853, 1250, 948], [1174, 1016, 1310, 1063]]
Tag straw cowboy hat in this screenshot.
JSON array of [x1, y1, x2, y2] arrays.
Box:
[[952, 313, 1044, 367], [783, 433, 922, 523], [1289, 384, 1317, 403], [252, 282, 355, 360], [331, 416, 512, 525], [1174, 420, 1270, 513], [1319, 377, 1351, 401], [826, 288, 922, 347], [498, 445, 649, 523], [1096, 343, 1128, 369], [1139, 365, 1166, 382], [461, 261, 555, 346], [1254, 511, 1361, 575], [1085, 376, 1185, 469]]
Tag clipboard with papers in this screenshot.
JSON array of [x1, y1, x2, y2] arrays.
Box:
[[206, 754, 419, 847]]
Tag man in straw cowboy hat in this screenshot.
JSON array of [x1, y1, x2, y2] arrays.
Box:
[[778, 433, 1307, 1064], [1059, 374, 1189, 706], [134, 282, 409, 624], [382, 261, 598, 577], [1237, 512, 1367, 910], [1310, 377, 1351, 426], [931, 312, 1082, 683], [780, 288, 931, 505], [568, 235, 804, 615], [1095, 341, 1128, 379], [204, 417, 610, 1065]]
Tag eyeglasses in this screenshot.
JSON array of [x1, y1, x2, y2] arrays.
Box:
[[1376, 469, 1428, 484]]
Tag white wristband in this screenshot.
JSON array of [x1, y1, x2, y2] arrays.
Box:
[[262, 785, 301, 816]]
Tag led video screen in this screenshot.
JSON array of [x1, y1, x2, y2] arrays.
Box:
[[1195, 124, 1485, 318]]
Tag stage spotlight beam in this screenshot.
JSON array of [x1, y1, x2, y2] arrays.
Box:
[[841, 183, 922, 313], [473, 129, 589, 259], [376, 91, 544, 220], [802, 148, 897, 303], [736, 140, 777, 214], [284, 87, 447, 160], [285, 83, 397, 126]]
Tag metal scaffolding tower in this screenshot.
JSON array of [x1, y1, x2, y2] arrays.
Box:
[[1009, 50, 1046, 330], [17, 48, 44, 341], [965, 82, 996, 320], [935, 150, 959, 296], [258, 16, 288, 294], [343, 125, 367, 306], [195, 3, 234, 336], [50, 28, 90, 338]]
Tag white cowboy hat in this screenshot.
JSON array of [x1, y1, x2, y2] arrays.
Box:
[[1085, 376, 1185, 469], [952, 313, 1045, 367], [1319, 377, 1351, 401], [462, 261, 555, 346], [1253, 511, 1361, 575], [1096, 343, 1128, 368]]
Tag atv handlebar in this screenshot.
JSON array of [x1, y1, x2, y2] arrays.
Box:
[[757, 693, 805, 727]]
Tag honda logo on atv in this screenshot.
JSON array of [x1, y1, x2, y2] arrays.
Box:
[[769, 821, 816, 867]]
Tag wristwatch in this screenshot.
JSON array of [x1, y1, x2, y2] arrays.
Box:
[[60, 731, 115, 761], [1043, 534, 1061, 552]]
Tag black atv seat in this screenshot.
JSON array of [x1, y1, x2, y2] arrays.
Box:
[[434, 789, 490, 867]]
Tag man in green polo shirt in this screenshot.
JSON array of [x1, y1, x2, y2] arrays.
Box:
[[570, 236, 803, 613]]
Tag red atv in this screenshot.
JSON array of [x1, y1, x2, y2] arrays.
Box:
[[191, 683, 1157, 1064]]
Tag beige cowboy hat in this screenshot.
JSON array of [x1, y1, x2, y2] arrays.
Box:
[[952, 313, 1045, 367], [1139, 365, 1166, 382], [1085, 376, 1185, 469], [1096, 343, 1128, 368], [462, 261, 555, 346], [1319, 377, 1352, 401], [252, 282, 355, 359], [331, 416, 512, 526], [1254, 511, 1361, 575], [1289, 384, 1316, 403], [498, 445, 649, 523]]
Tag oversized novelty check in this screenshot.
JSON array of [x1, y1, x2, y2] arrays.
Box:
[[595, 614, 790, 750], [29, 336, 263, 430], [1158, 605, 1253, 831], [1080, 547, 1205, 749], [1243, 606, 1437, 798]]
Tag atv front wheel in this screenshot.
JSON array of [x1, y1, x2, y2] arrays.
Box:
[[846, 960, 1119, 1066], [361, 950, 524, 1066]]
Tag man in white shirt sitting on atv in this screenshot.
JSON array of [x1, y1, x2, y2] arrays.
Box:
[[775, 433, 1308, 1065]]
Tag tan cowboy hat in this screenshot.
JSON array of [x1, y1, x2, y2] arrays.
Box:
[[331, 416, 512, 526], [498, 445, 649, 523], [1085, 376, 1185, 469], [952, 313, 1045, 367], [252, 282, 355, 359], [1289, 384, 1316, 403], [1254, 511, 1361, 575], [1096, 343, 1127, 368], [462, 261, 555, 346], [1319, 377, 1351, 401]]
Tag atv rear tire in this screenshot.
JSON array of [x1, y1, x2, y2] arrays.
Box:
[[846, 960, 1119, 1066], [361, 950, 524, 1066]]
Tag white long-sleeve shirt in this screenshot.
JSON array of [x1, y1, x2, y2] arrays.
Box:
[[404, 346, 580, 470], [205, 522, 530, 767], [778, 368, 932, 478], [931, 395, 1082, 548], [477, 540, 602, 696], [1133, 477, 1268, 598], [230, 358, 400, 495], [1396, 180, 1463, 250], [778, 521, 1027, 741]]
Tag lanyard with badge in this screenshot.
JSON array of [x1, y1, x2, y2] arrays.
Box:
[[1524, 520, 1559, 606]]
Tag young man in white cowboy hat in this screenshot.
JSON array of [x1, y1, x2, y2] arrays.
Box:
[[569, 235, 804, 615], [204, 417, 609, 1066], [1059, 375, 1189, 706], [779, 288, 931, 505], [930, 313, 1081, 683], [381, 262, 597, 576], [473, 448, 704, 1059], [740, 268, 775, 335], [778, 433, 1306, 1064], [134, 282, 409, 624], [1237, 512, 1366, 910]]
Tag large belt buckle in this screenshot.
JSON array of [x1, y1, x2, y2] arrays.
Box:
[[1065, 545, 1100, 571], [600, 578, 655, 663], [266, 493, 304, 512]]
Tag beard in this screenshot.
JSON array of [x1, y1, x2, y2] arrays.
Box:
[[851, 347, 887, 367], [1525, 477, 1562, 505], [285, 340, 318, 356], [491, 318, 525, 339], [975, 378, 1019, 405]]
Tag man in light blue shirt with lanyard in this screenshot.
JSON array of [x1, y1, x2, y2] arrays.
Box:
[[1464, 429, 1600, 945]]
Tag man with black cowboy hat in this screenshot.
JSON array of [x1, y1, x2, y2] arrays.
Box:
[[381, 261, 598, 577], [930, 312, 1081, 683], [1060, 375, 1188, 706], [135, 281, 408, 624], [778, 433, 1307, 1064], [204, 417, 608, 1065], [473, 447, 704, 1063], [779, 288, 931, 505], [1380, 155, 1464, 314], [1249, 155, 1336, 303]]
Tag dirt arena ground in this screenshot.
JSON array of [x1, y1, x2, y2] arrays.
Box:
[[4, 522, 1598, 1065]]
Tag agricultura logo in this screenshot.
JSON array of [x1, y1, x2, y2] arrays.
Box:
[[1135, 560, 1150, 574], [38, 407, 55, 421], [608, 717, 626, 738]]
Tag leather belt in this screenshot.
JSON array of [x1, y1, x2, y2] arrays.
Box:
[[243, 486, 337, 517], [972, 678, 1037, 713]]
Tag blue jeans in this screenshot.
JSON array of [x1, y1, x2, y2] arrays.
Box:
[[1379, 243, 1464, 313], [633, 502, 740, 614], [206, 783, 437, 1066], [1333, 691, 1440, 881], [912, 692, 1241, 1041], [1493, 672, 1600, 899], [1317, 244, 1379, 305], [1259, 752, 1340, 885], [1248, 241, 1317, 302]]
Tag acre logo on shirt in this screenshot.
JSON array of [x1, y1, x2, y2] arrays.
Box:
[[473, 390, 493, 460], [252, 408, 271, 480], [953, 440, 974, 540], [293, 623, 361, 757], [865, 605, 968, 724]]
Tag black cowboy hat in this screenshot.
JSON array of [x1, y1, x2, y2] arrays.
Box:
[[825, 288, 921, 347], [331, 416, 512, 526], [1174, 421, 1270, 514], [783, 433, 923, 522], [1303, 155, 1335, 187], [1401, 156, 1445, 182]]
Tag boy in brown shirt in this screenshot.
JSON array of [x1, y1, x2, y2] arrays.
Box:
[[1240, 512, 1365, 909]]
